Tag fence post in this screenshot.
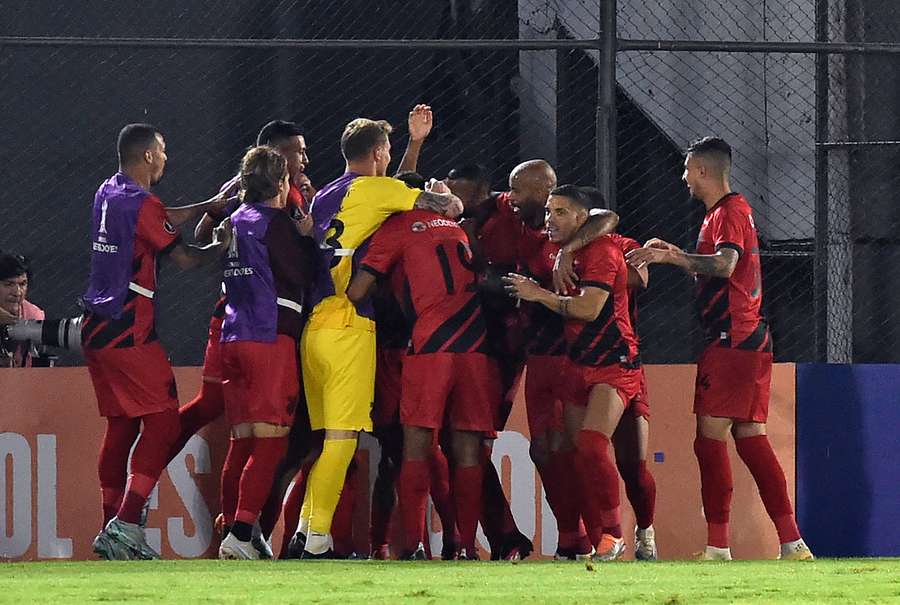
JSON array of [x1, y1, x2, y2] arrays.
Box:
[[597, 0, 617, 210], [814, 0, 830, 361]]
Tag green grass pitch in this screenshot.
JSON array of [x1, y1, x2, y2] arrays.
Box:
[[1, 559, 898, 604]]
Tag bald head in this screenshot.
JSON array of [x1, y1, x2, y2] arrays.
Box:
[[510, 159, 557, 190], [508, 159, 557, 226]]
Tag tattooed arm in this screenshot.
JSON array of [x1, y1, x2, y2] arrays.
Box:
[[502, 273, 609, 322], [626, 238, 739, 278], [414, 182, 463, 218]]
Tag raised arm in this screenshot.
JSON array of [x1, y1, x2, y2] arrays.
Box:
[[395, 104, 433, 175]]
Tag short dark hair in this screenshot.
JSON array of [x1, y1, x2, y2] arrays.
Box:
[[447, 163, 490, 184], [117, 123, 162, 166], [341, 118, 392, 162], [394, 171, 426, 190], [0, 252, 30, 282], [256, 120, 304, 147], [686, 136, 732, 175], [578, 186, 607, 210], [549, 184, 593, 210]]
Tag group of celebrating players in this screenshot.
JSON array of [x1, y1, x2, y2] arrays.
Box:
[[80, 103, 814, 563]]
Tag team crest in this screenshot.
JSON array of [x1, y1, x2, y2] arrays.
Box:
[[411, 221, 427, 233]]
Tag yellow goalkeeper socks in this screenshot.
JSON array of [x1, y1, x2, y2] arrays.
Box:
[[306, 437, 357, 536]]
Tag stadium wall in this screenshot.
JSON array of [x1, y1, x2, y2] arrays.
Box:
[[1, 364, 796, 561], [796, 364, 900, 557]]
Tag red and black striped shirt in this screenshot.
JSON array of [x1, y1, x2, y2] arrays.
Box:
[[361, 210, 488, 356], [565, 236, 640, 367], [695, 192, 771, 351]]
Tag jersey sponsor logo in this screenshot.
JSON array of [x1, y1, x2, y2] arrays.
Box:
[[92, 241, 119, 253], [411, 218, 461, 233], [223, 266, 254, 278]]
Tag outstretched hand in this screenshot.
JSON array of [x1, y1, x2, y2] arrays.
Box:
[[626, 238, 678, 269], [408, 104, 433, 142]]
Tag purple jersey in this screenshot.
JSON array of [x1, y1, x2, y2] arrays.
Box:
[[82, 173, 150, 318], [222, 203, 307, 343]]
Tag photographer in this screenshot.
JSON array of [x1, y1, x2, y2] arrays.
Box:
[[0, 252, 45, 368]]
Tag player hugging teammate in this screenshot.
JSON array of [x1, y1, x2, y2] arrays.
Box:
[[79, 110, 811, 562]]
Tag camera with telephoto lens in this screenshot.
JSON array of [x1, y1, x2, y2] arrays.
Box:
[[1, 316, 83, 356]]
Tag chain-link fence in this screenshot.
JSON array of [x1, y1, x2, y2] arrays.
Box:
[[2, 0, 899, 364]]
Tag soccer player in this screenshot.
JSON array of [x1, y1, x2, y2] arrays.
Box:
[[625, 137, 813, 561], [447, 161, 543, 559], [366, 171, 458, 560], [86, 124, 230, 560], [347, 202, 499, 560], [216, 145, 314, 560], [606, 231, 658, 560], [292, 115, 462, 558], [504, 184, 641, 562], [163, 119, 314, 557]]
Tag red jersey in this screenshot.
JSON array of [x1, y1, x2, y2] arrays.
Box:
[[565, 236, 640, 367], [607, 233, 642, 335], [695, 192, 770, 351], [360, 210, 488, 356], [82, 194, 178, 349], [287, 184, 307, 217], [476, 192, 521, 269], [518, 231, 567, 357]]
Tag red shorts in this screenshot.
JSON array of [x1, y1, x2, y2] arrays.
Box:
[[563, 359, 643, 411], [373, 347, 404, 428], [401, 352, 501, 432], [201, 316, 224, 382], [524, 355, 566, 437], [85, 342, 178, 418], [629, 369, 651, 419], [694, 345, 772, 423], [222, 335, 299, 426]]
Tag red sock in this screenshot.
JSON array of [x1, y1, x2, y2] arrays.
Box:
[[234, 437, 288, 526], [98, 417, 141, 526], [428, 444, 456, 542], [167, 381, 224, 463], [549, 450, 589, 547], [258, 466, 288, 540], [370, 460, 397, 549], [735, 435, 801, 543], [620, 460, 657, 529], [332, 460, 358, 556], [576, 430, 622, 540], [453, 464, 483, 554], [694, 436, 733, 548], [480, 448, 518, 552], [220, 437, 253, 526], [278, 463, 311, 558], [398, 459, 430, 553], [117, 409, 180, 524]]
